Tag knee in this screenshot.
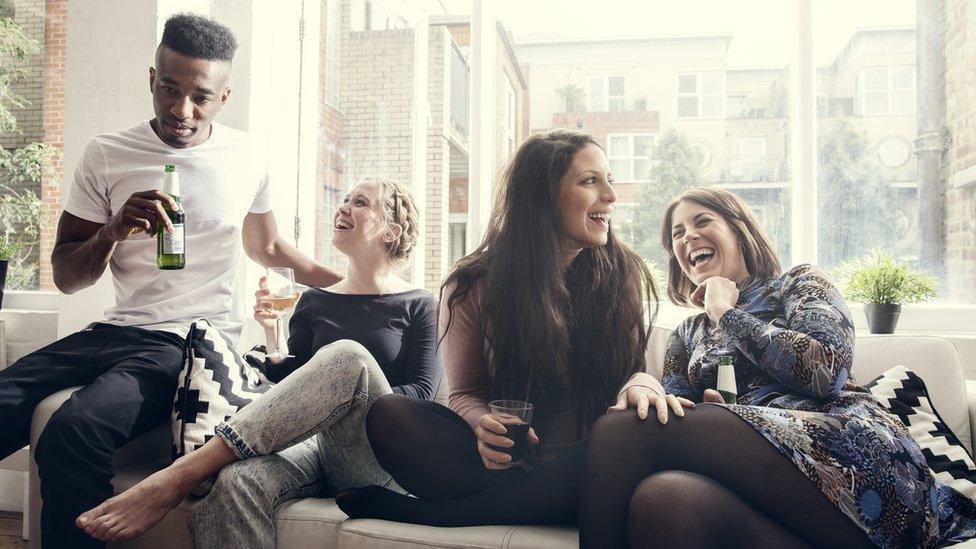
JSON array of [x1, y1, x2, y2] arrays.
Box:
[[587, 411, 647, 456], [364, 393, 412, 453], [197, 460, 272, 513], [628, 471, 703, 538], [35, 407, 94, 468]]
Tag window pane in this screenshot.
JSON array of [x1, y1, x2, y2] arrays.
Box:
[[609, 135, 629, 156], [701, 72, 722, 94], [678, 74, 697, 94], [863, 67, 888, 91], [864, 92, 888, 115], [609, 97, 625, 111], [609, 159, 632, 181], [812, 10, 940, 298], [608, 76, 625, 96], [892, 66, 914, 89], [891, 90, 914, 114], [634, 159, 651, 181], [701, 95, 723, 118], [677, 96, 698, 117], [633, 135, 655, 157]]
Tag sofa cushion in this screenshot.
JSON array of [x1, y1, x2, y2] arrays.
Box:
[[337, 519, 577, 549], [865, 366, 976, 501]]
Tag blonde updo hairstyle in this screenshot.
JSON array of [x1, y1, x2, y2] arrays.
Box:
[[372, 177, 420, 265]]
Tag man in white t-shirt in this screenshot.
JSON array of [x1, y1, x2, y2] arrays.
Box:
[[0, 14, 342, 549]]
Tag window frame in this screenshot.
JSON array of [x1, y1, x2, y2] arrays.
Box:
[[606, 133, 658, 183], [502, 73, 517, 160], [857, 65, 916, 117], [588, 75, 626, 112], [676, 71, 726, 119]]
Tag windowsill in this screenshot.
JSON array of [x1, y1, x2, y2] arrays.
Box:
[[950, 164, 976, 189], [2, 291, 58, 312]]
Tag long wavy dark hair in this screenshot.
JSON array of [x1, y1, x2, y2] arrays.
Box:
[[441, 130, 658, 435], [661, 186, 782, 306]]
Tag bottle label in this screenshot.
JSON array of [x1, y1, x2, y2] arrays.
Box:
[[162, 224, 184, 254]]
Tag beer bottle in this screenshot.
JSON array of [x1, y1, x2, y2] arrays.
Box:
[[157, 164, 185, 270], [717, 355, 737, 404]]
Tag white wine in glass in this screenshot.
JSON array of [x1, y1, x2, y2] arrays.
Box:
[[264, 267, 299, 360]]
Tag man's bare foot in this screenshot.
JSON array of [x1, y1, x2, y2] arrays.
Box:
[[75, 466, 197, 542]]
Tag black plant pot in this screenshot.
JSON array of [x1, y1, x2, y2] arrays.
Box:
[[864, 303, 901, 334], [0, 259, 7, 309]]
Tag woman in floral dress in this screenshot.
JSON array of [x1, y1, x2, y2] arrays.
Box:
[[580, 187, 976, 548]]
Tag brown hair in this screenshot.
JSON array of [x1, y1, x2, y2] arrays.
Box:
[[661, 186, 781, 306], [442, 129, 658, 434], [371, 177, 420, 265]]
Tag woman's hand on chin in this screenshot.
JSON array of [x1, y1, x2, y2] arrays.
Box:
[[691, 277, 738, 323]]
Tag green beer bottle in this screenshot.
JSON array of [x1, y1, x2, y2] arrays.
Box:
[[717, 355, 737, 404], [157, 164, 185, 270]]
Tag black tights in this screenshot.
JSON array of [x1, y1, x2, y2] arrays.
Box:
[[336, 393, 582, 526], [581, 405, 876, 549], [337, 396, 875, 549]]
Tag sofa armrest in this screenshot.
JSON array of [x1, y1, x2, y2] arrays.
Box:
[[966, 380, 976, 455]]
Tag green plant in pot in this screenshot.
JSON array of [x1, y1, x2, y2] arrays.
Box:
[[834, 250, 937, 334]]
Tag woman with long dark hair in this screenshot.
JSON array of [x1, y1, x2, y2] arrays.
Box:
[[336, 129, 692, 525], [580, 186, 976, 548]]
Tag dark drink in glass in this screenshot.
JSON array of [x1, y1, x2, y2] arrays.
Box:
[[489, 399, 534, 466]]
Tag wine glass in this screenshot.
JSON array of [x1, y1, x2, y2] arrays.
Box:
[[264, 267, 299, 360]]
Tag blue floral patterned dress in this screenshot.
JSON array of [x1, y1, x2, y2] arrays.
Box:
[[662, 264, 976, 548]]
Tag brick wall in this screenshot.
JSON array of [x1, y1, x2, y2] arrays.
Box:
[[944, 0, 976, 303], [425, 25, 451, 294], [38, 0, 64, 291], [317, 1, 345, 272]]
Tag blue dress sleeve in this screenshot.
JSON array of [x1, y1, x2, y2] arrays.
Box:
[[719, 264, 855, 399], [662, 326, 700, 402]]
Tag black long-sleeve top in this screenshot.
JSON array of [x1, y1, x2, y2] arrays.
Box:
[[265, 287, 441, 400]]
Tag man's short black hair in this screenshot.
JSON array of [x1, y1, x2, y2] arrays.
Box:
[[160, 13, 237, 62]]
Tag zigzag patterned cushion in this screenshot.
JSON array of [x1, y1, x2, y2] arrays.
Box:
[[171, 320, 272, 460], [865, 365, 976, 501]]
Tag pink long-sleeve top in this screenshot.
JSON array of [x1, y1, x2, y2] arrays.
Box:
[[438, 280, 493, 431], [438, 280, 582, 463]]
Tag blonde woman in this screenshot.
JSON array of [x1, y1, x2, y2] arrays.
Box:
[[76, 178, 440, 548]]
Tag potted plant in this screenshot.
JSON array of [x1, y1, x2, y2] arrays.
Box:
[[834, 250, 937, 334], [0, 233, 20, 308]]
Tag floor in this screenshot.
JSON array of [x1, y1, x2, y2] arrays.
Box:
[[0, 513, 25, 549]]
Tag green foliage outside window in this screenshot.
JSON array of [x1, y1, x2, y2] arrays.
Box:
[[817, 118, 899, 269], [626, 128, 702, 267], [0, 8, 59, 289]]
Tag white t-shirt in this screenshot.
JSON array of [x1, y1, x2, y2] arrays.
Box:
[[64, 120, 271, 339]]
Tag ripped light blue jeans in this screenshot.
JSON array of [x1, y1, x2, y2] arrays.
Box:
[[186, 339, 399, 548]]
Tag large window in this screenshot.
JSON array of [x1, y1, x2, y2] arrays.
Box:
[[677, 72, 725, 119]]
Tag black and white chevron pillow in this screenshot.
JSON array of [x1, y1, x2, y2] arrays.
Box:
[[864, 366, 976, 501], [171, 320, 272, 460]]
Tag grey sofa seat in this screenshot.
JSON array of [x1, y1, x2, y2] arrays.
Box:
[[27, 332, 976, 548]]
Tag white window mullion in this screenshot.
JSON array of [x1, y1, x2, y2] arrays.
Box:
[[790, 0, 817, 266]]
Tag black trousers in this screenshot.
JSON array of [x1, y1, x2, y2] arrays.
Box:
[[0, 323, 185, 549]]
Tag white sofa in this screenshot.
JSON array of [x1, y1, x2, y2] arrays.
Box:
[[27, 330, 976, 548]]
